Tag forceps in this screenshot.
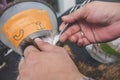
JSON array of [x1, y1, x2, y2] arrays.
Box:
[[53, 0, 91, 45]]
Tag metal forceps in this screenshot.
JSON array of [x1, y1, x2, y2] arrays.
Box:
[[53, 0, 91, 45]]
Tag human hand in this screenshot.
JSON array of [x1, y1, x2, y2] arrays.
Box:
[[18, 38, 84, 80], [0, 0, 7, 10], [59, 1, 120, 46]]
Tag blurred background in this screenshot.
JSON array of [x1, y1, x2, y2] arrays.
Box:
[[39, 0, 120, 17]]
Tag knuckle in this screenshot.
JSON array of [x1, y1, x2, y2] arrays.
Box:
[[24, 46, 34, 52]]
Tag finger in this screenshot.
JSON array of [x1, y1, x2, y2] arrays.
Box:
[[59, 22, 66, 31], [74, 32, 85, 46], [77, 38, 91, 46], [82, 38, 91, 46], [24, 45, 40, 58], [68, 32, 84, 46], [77, 39, 84, 46], [73, 32, 91, 46], [18, 57, 24, 71], [23, 45, 42, 64], [60, 24, 80, 42], [34, 38, 54, 51], [69, 35, 77, 43], [70, 32, 82, 43], [60, 30, 81, 43], [18, 58, 26, 80], [62, 7, 86, 23]]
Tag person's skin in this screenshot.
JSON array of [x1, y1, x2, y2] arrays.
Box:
[[18, 38, 84, 80], [60, 1, 120, 46], [18, 1, 120, 80], [0, 0, 7, 10]]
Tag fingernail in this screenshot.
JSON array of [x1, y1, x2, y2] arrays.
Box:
[[62, 16, 67, 19], [59, 27, 62, 31], [34, 38, 42, 43]]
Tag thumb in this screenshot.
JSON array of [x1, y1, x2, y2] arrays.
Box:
[[34, 38, 54, 51], [62, 7, 86, 23]]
